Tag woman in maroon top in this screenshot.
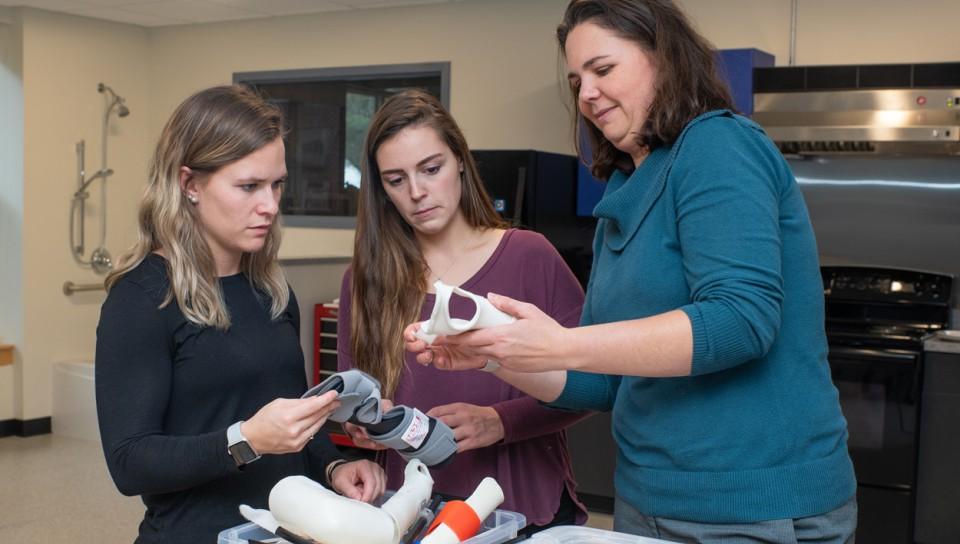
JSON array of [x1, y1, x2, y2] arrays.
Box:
[[337, 89, 589, 532]]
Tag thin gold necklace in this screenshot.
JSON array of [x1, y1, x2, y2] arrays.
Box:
[[429, 256, 459, 284], [426, 231, 482, 284]]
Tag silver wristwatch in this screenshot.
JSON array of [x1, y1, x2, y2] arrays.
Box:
[[227, 420, 261, 468]]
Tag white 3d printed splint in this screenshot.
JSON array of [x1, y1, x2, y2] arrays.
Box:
[[415, 281, 516, 345], [240, 459, 435, 544]]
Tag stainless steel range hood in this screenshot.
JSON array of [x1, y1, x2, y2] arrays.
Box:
[[751, 63, 960, 155]]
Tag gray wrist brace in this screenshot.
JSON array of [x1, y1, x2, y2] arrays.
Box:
[[302, 370, 457, 467]]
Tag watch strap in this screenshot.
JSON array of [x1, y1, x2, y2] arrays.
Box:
[[227, 420, 261, 467], [325, 458, 349, 485]]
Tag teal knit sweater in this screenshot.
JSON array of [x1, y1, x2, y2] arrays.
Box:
[[553, 110, 855, 523]]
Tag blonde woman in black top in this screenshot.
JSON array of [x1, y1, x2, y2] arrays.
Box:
[[96, 85, 385, 543]]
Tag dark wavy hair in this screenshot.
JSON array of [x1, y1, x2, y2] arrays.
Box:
[[557, 0, 734, 180], [351, 90, 505, 395]]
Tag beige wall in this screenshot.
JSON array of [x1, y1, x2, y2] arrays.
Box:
[[4, 0, 960, 420], [683, 0, 960, 65], [145, 0, 574, 155], [18, 8, 150, 419], [282, 260, 351, 371]]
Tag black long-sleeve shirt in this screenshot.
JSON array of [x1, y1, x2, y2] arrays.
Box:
[[96, 254, 342, 543]]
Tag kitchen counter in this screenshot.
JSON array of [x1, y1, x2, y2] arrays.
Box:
[[924, 331, 960, 354], [915, 331, 960, 543]]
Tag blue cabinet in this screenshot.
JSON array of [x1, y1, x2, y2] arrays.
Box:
[[717, 48, 775, 115]]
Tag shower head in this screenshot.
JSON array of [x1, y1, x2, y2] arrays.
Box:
[[98, 82, 130, 118]]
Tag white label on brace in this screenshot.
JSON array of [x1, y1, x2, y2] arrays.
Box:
[[400, 408, 430, 449]]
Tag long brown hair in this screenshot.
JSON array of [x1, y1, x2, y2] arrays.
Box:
[[557, 0, 734, 180], [351, 90, 505, 395], [106, 85, 288, 329]]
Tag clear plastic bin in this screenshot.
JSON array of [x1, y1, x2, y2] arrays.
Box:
[[218, 496, 526, 544], [530, 525, 672, 543]]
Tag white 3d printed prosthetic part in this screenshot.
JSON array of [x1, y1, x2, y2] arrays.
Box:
[[416, 281, 516, 345], [240, 459, 435, 544], [420, 477, 505, 544]]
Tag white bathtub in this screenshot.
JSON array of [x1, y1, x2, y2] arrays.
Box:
[[52, 361, 100, 442]]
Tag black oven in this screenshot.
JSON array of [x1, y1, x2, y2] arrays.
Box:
[[822, 267, 952, 543]]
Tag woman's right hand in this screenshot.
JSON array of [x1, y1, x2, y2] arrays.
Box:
[[241, 390, 340, 455], [342, 399, 394, 450]]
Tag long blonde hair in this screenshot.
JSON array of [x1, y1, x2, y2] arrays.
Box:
[[106, 85, 288, 329], [352, 90, 505, 395]]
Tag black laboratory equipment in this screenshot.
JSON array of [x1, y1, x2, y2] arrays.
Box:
[[471, 149, 597, 288]]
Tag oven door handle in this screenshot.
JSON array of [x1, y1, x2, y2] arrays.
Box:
[[827, 346, 919, 363]]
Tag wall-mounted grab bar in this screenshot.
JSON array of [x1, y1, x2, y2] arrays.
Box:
[[63, 281, 105, 296], [75, 168, 114, 197]]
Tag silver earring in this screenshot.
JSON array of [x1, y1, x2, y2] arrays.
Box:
[[187, 194, 198, 204]]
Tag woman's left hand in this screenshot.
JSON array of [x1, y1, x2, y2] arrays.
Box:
[[329, 459, 386, 503], [341, 399, 394, 451], [427, 402, 504, 453], [432, 293, 572, 373], [404, 321, 487, 371]]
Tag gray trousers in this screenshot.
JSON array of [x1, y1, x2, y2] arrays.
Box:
[[613, 495, 857, 544]]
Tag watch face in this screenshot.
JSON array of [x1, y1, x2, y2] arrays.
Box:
[[229, 441, 259, 466]]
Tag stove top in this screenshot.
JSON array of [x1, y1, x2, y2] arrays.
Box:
[[822, 266, 953, 350]]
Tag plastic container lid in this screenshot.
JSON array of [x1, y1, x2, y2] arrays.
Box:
[[529, 525, 673, 543], [217, 491, 526, 544]]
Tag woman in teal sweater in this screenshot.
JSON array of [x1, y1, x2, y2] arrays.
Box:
[[405, 0, 857, 541]]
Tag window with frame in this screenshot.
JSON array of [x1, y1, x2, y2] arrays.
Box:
[[236, 63, 450, 228]]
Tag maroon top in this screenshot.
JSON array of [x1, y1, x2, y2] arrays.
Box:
[[338, 229, 589, 525]]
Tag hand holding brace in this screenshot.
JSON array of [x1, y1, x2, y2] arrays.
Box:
[[415, 281, 516, 345], [303, 370, 457, 467]]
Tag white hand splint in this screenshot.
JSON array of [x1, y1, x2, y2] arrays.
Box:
[[415, 281, 516, 345], [240, 459, 435, 544]]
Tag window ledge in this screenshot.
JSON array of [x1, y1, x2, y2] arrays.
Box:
[[278, 227, 354, 264], [280, 256, 352, 266]]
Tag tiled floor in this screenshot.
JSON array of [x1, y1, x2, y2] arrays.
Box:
[[0, 434, 144, 542], [587, 510, 614, 531], [0, 433, 613, 542]]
